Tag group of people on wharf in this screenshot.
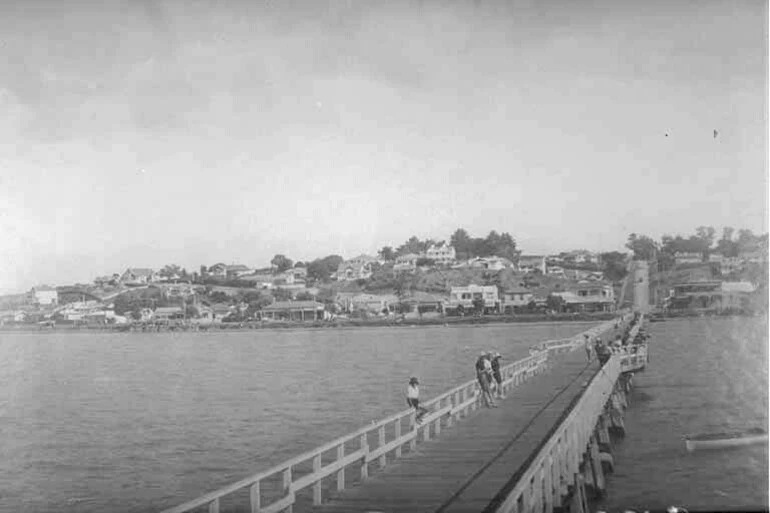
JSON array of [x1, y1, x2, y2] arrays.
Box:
[[405, 350, 504, 423], [584, 313, 649, 366], [405, 314, 648, 425]]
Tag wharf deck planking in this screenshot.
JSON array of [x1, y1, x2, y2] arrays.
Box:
[[310, 350, 601, 513]]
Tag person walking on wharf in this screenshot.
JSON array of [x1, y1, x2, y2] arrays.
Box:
[[475, 352, 497, 408], [490, 352, 504, 399], [406, 377, 429, 424], [584, 334, 593, 362]]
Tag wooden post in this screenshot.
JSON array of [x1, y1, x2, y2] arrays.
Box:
[[359, 433, 368, 480], [599, 452, 615, 474], [378, 425, 386, 468], [336, 444, 345, 491], [283, 468, 293, 513], [249, 482, 261, 513], [597, 415, 611, 452], [208, 498, 219, 513], [551, 450, 562, 510], [544, 457, 554, 513], [409, 411, 417, 451], [435, 399, 442, 436], [312, 454, 322, 505], [447, 393, 455, 427], [587, 435, 606, 498], [394, 418, 402, 458]]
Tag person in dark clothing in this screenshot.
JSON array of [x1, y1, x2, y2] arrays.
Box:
[[474, 352, 496, 407], [595, 340, 611, 365], [490, 352, 504, 399]]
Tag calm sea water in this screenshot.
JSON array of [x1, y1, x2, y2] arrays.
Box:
[[0, 322, 592, 513], [600, 316, 769, 512]]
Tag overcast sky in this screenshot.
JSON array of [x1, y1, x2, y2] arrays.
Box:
[[0, 0, 766, 293]]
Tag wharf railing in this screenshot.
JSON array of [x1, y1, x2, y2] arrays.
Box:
[[492, 315, 647, 513], [159, 317, 629, 513], [492, 355, 623, 513]]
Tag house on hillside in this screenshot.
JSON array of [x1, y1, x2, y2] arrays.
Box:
[[207, 263, 228, 278], [335, 260, 375, 281], [31, 285, 58, 306], [468, 256, 512, 271], [120, 268, 159, 286], [94, 274, 120, 287], [518, 255, 547, 274], [240, 273, 275, 289], [501, 286, 534, 313], [259, 301, 326, 321], [338, 293, 397, 314], [674, 252, 703, 265], [425, 243, 456, 265], [394, 253, 421, 272], [393, 291, 446, 318], [546, 266, 565, 276], [447, 285, 499, 312], [552, 282, 615, 313], [153, 306, 184, 321], [666, 281, 755, 312], [226, 264, 254, 279]]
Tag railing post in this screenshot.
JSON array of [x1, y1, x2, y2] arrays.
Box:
[[409, 411, 417, 451], [336, 444, 345, 491], [312, 453, 322, 505], [249, 481, 261, 513], [434, 399, 442, 436], [447, 393, 455, 427], [378, 425, 387, 468], [359, 433, 369, 480], [283, 468, 293, 513], [208, 498, 219, 513]]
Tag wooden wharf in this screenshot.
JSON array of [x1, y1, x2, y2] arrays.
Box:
[[160, 313, 647, 513]]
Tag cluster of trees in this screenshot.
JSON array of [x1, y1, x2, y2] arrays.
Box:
[[377, 229, 519, 262], [450, 229, 519, 261], [625, 226, 768, 265]]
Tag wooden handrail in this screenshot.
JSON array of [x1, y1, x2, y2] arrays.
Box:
[[494, 356, 623, 513], [159, 317, 628, 513]]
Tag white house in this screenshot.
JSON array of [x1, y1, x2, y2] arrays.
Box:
[[31, 285, 58, 306], [518, 255, 547, 274], [425, 244, 456, 265], [674, 252, 703, 265], [448, 284, 499, 309], [120, 268, 159, 285], [501, 286, 534, 310]]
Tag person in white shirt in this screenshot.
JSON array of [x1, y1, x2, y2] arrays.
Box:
[[406, 377, 428, 423]]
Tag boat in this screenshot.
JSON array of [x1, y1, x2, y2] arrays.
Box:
[[684, 428, 767, 452]]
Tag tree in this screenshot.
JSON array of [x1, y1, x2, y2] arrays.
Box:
[[159, 264, 183, 279], [716, 226, 740, 257], [450, 229, 472, 259], [185, 304, 199, 318], [378, 246, 396, 261], [415, 257, 435, 267], [625, 233, 658, 260], [545, 294, 565, 313], [295, 291, 315, 301], [294, 261, 305, 268], [600, 251, 628, 282], [695, 226, 716, 256], [272, 288, 293, 301], [472, 296, 485, 316], [270, 254, 294, 273], [306, 255, 344, 283], [396, 236, 432, 256]]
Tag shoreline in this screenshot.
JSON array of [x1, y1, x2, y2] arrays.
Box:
[[1, 312, 622, 334]]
